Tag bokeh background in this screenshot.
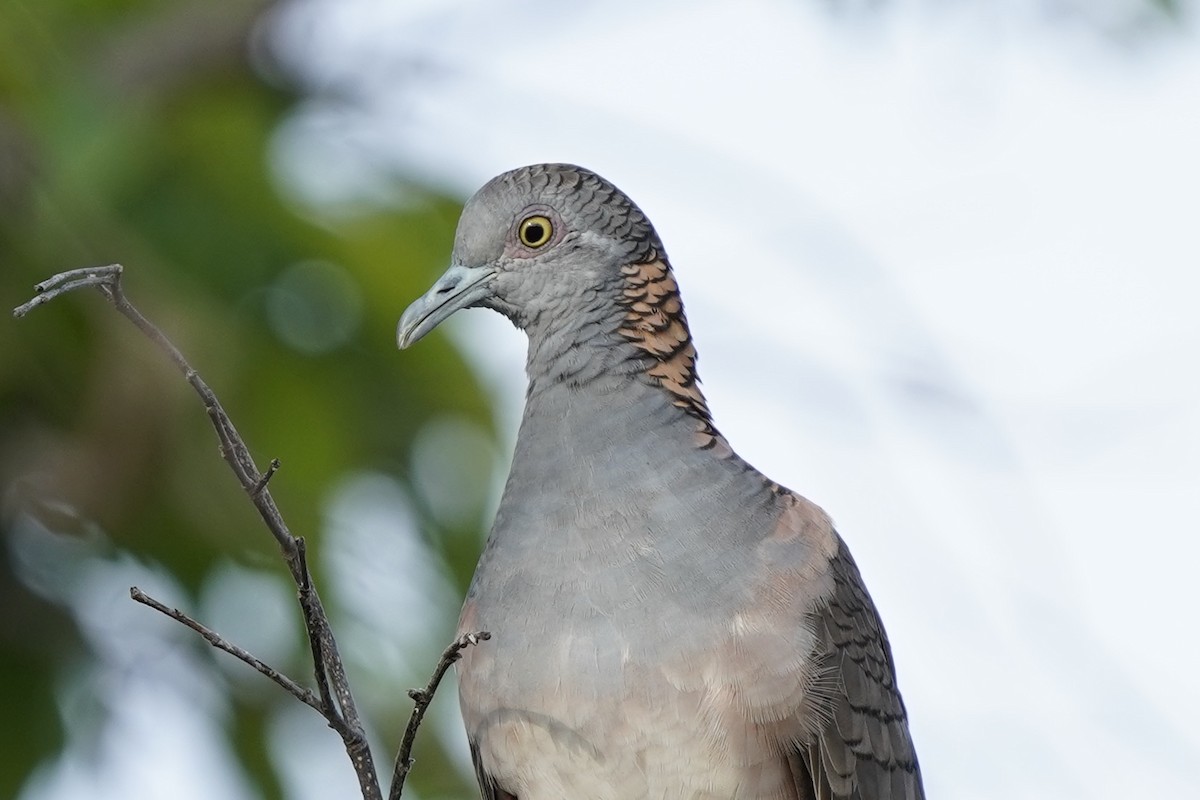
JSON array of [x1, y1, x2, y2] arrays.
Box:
[[2, 1, 1198, 799]]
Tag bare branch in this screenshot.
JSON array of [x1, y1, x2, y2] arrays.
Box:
[[130, 586, 322, 713], [12, 265, 125, 318], [16, 265, 490, 797], [15, 266, 383, 800], [389, 631, 491, 800], [297, 540, 336, 715]]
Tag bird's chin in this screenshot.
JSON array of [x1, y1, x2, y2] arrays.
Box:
[[396, 264, 496, 348], [477, 296, 523, 327]]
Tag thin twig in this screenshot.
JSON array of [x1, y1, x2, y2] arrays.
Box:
[[253, 458, 281, 496], [12, 265, 123, 318], [389, 631, 491, 800], [291, 540, 379, 780], [15, 266, 383, 800], [130, 586, 322, 713], [297, 540, 337, 717]]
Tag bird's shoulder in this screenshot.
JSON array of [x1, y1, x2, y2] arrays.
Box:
[[756, 485, 925, 799]]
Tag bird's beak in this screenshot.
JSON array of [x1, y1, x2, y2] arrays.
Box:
[[397, 264, 496, 349]]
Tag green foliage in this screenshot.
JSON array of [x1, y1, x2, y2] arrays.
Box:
[[0, 1, 492, 797]]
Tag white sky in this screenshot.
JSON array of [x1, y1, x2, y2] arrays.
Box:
[[25, 1, 1200, 798]]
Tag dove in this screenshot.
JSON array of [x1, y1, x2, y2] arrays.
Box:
[[397, 163, 923, 800]]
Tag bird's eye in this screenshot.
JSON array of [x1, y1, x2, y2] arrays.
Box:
[[518, 215, 554, 248]]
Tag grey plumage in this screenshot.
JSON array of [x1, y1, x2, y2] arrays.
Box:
[[397, 164, 923, 800]]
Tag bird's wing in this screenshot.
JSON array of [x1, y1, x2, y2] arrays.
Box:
[[786, 532, 924, 800], [469, 740, 516, 800]]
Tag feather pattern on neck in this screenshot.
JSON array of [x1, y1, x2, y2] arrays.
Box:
[[616, 257, 731, 455]]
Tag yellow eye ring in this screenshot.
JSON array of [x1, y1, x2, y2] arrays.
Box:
[[518, 215, 554, 248]]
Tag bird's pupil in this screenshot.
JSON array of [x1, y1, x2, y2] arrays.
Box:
[[526, 223, 544, 242]]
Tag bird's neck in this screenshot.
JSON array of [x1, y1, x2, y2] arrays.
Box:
[[519, 257, 729, 456]]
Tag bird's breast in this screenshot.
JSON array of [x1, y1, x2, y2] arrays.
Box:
[[453, 383, 831, 798], [454, 485, 828, 800]]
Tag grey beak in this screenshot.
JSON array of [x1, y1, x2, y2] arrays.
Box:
[[397, 264, 497, 349]]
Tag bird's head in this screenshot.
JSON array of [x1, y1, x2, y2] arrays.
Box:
[[396, 163, 663, 349], [398, 163, 714, 428]]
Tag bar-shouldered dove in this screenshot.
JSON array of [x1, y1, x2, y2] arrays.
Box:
[[397, 164, 924, 800]]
